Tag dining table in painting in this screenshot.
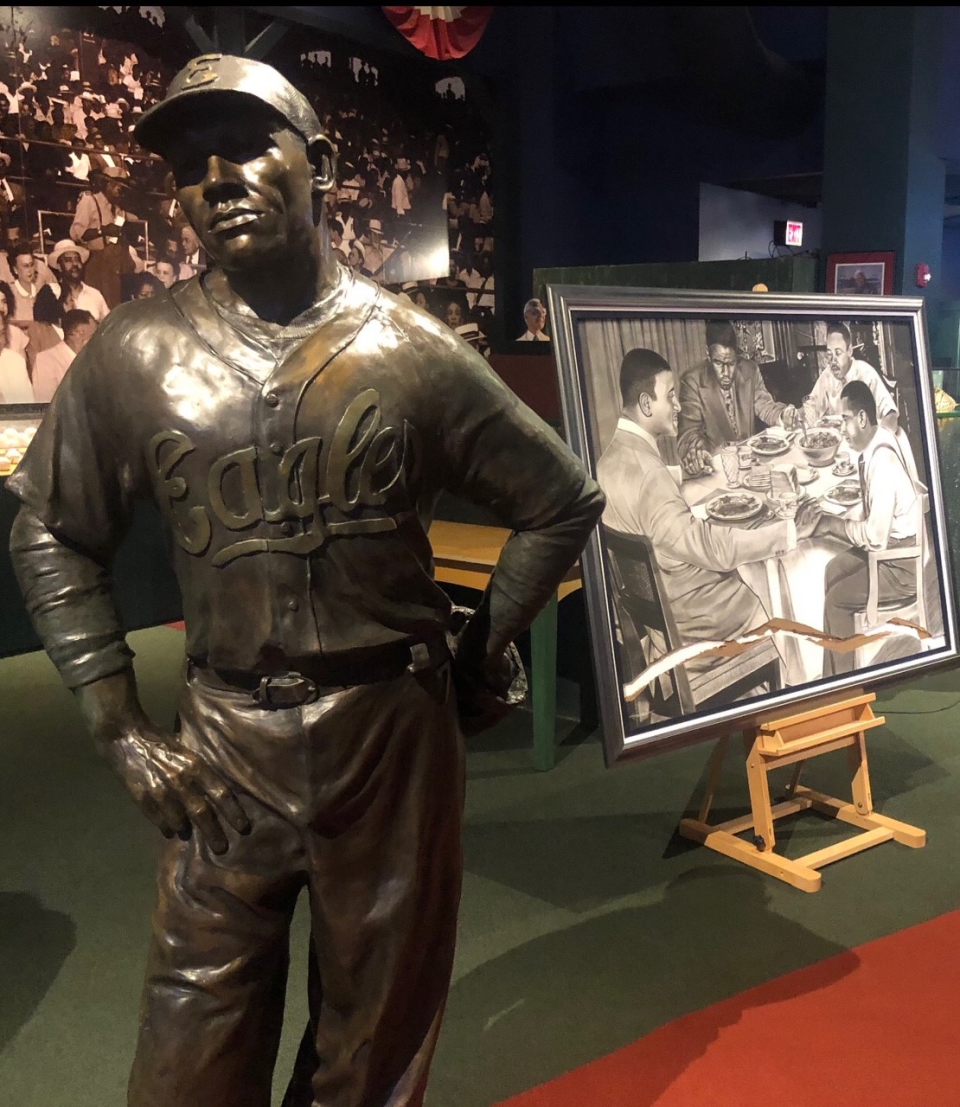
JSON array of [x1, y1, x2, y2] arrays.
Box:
[[677, 424, 904, 687]]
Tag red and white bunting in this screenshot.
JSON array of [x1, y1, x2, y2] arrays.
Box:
[[381, 6, 494, 61]]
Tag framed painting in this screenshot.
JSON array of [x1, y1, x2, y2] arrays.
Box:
[[547, 285, 957, 764], [827, 252, 896, 296]]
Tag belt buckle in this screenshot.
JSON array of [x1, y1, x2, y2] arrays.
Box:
[[255, 672, 319, 710], [407, 642, 433, 674]]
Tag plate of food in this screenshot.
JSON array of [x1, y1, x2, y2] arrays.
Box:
[[705, 491, 764, 523], [817, 415, 844, 430], [824, 480, 862, 508], [832, 457, 856, 477], [749, 432, 791, 457]]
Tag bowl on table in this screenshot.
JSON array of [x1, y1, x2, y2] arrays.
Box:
[[797, 428, 842, 467]]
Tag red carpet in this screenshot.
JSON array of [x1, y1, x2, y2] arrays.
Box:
[[495, 910, 960, 1107]]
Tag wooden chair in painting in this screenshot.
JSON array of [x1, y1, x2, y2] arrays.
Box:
[[603, 527, 781, 717], [853, 488, 932, 665]]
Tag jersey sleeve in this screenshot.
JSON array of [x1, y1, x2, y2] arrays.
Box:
[[430, 334, 604, 658]]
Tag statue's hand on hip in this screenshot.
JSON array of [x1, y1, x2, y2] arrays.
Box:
[[101, 727, 251, 854]]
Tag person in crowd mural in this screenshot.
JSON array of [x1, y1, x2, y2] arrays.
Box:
[[31, 306, 97, 401], [37, 238, 109, 321]]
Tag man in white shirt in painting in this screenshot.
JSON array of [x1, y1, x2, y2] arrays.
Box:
[[597, 347, 820, 668], [517, 297, 550, 342], [31, 308, 97, 402], [802, 322, 898, 433], [817, 380, 920, 675]]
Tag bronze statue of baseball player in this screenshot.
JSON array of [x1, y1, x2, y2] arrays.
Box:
[[8, 54, 603, 1107]]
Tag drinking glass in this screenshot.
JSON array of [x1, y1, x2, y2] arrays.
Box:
[[720, 444, 740, 488]]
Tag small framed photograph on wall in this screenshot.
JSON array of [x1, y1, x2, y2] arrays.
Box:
[[827, 252, 896, 296]]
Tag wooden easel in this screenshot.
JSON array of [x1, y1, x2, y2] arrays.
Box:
[[678, 690, 925, 892]]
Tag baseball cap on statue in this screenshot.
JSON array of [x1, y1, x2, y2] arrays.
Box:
[[134, 54, 326, 156]]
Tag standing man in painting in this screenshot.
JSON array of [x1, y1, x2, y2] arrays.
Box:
[[678, 320, 797, 476], [8, 55, 603, 1107], [599, 347, 818, 659], [802, 321, 898, 433], [817, 380, 919, 675]]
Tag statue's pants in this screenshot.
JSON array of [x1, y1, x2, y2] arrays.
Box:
[[128, 660, 464, 1107]]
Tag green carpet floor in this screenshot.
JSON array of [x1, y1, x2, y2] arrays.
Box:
[[3, 626, 960, 1106]]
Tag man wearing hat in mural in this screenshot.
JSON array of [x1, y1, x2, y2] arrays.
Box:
[[361, 215, 395, 279], [69, 163, 132, 250], [391, 156, 412, 220], [8, 53, 602, 1107], [39, 238, 109, 320]]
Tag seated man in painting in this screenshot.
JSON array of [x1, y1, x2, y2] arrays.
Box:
[[598, 347, 819, 667], [802, 321, 898, 433], [678, 320, 797, 476], [817, 380, 919, 676]]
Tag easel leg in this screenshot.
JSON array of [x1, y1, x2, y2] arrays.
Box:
[[848, 729, 874, 816], [697, 734, 729, 823], [531, 594, 559, 772], [744, 732, 776, 852]]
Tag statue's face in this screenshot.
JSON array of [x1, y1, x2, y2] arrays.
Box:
[[167, 103, 316, 272]]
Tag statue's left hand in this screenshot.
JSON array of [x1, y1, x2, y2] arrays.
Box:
[[448, 607, 528, 736]]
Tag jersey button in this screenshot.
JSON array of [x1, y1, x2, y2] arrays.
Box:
[[280, 522, 296, 537], [265, 391, 280, 407], [270, 441, 284, 456], [286, 597, 299, 612]]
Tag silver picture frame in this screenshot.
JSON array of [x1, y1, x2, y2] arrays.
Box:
[[548, 285, 958, 764]]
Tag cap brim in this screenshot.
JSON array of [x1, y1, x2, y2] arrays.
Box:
[[135, 89, 292, 156]]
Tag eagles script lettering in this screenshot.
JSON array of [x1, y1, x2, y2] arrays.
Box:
[[150, 389, 421, 565]]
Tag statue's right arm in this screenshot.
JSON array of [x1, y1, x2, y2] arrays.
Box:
[[9, 508, 249, 851], [9, 507, 136, 694]]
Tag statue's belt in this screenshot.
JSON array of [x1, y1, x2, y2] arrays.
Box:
[[189, 637, 450, 709]]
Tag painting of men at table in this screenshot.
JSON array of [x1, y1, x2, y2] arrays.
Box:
[[567, 302, 956, 751]]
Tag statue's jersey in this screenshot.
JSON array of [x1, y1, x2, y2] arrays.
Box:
[[10, 271, 600, 676]]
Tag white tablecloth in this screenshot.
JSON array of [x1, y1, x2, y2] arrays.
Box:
[[679, 436, 864, 686]]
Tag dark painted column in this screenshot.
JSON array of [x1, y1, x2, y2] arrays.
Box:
[[821, 7, 945, 299]]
